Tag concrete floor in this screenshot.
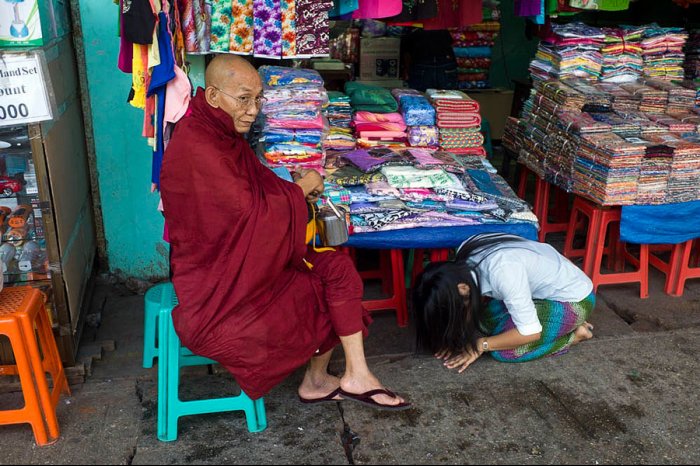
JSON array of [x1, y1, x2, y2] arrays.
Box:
[[1, 252, 699, 465]]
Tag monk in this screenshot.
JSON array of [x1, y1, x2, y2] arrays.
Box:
[[159, 55, 409, 411]]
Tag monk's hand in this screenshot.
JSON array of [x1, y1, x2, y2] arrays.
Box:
[[444, 348, 482, 373], [295, 169, 324, 203]]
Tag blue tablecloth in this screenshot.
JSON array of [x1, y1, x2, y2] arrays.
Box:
[[621, 201, 700, 245], [345, 223, 538, 249]]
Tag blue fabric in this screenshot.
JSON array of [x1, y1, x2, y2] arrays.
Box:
[[147, 12, 176, 188], [346, 223, 538, 249], [620, 201, 700, 245]]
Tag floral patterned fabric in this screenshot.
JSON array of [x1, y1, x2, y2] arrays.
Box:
[[209, 0, 232, 52], [230, 0, 254, 54], [254, 0, 282, 57]]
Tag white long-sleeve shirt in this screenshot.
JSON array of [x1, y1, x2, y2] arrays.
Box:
[[459, 237, 593, 336]]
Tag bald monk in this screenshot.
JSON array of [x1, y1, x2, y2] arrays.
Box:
[[160, 55, 409, 410]]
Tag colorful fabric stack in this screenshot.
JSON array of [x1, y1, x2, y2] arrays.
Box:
[[618, 82, 669, 113], [600, 27, 644, 83], [427, 89, 485, 155], [529, 22, 604, 82], [635, 141, 674, 205], [573, 133, 644, 205], [644, 134, 700, 203], [644, 113, 697, 134], [352, 111, 408, 149], [593, 82, 641, 112], [324, 91, 356, 151], [534, 80, 586, 110], [392, 88, 438, 148], [259, 66, 327, 170], [566, 79, 614, 112], [450, 0, 501, 89], [639, 25, 688, 81], [641, 78, 696, 114]]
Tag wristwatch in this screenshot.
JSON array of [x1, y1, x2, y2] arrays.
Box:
[[481, 339, 489, 352]]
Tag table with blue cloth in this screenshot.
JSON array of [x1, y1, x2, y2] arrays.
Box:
[[620, 200, 700, 245], [345, 222, 537, 249]]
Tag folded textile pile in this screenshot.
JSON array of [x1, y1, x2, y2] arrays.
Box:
[[449, 0, 501, 89], [643, 134, 700, 202], [645, 113, 697, 134], [641, 78, 696, 114], [618, 82, 669, 113], [426, 89, 485, 154], [534, 80, 586, 110], [391, 89, 438, 148], [593, 82, 641, 112], [502, 117, 523, 154], [345, 82, 399, 113], [639, 24, 688, 81], [352, 111, 407, 149], [636, 141, 674, 205], [529, 22, 604, 82], [574, 133, 644, 205], [260, 66, 328, 170], [588, 112, 642, 137], [565, 79, 614, 112], [600, 27, 644, 83]]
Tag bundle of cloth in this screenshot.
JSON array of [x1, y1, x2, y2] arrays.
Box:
[[529, 22, 604, 82], [600, 27, 644, 83], [639, 24, 688, 81], [427, 89, 485, 155], [260, 66, 328, 170], [352, 111, 408, 149], [392, 88, 438, 148]]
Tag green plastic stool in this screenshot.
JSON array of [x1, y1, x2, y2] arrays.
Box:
[[142, 287, 160, 368], [148, 283, 267, 441]]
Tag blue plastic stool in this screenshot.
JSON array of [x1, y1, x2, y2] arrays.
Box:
[[147, 283, 267, 441], [481, 119, 494, 159]]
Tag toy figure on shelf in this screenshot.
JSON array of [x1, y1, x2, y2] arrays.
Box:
[[5, 0, 29, 38]]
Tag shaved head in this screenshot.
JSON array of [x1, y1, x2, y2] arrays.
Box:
[[205, 55, 257, 89], [204, 55, 263, 134]]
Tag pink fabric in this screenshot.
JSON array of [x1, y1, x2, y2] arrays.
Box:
[[423, 0, 483, 30], [164, 66, 193, 124], [352, 0, 402, 18], [354, 111, 406, 124]]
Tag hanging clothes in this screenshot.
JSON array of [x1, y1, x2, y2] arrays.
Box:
[[329, 0, 358, 17], [118, 0, 134, 73], [179, 0, 198, 52], [422, 0, 483, 30], [209, 0, 233, 51], [122, 0, 157, 45], [295, 0, 333, 56], [385, 0, 438, 23], [254, 0, 283, 58], [514, 0, 543, 16], [281, 0, 297, 57], [351, 0, 402, 19], [230, 0, 255, 54]]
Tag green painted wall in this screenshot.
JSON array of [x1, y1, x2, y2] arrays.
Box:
[[76, 0, 168, 279], [490, 0, 540, 90]]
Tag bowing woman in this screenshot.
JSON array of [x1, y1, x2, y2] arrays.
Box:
[[412, 233, 596, 373]]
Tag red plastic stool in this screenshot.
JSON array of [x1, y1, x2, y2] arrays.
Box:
[[341, 248, 408, 327], [409, 248, 451, 288], [517, 166, 570, 242], [564, 196, 649, 298], [649, 240, 700, 297]]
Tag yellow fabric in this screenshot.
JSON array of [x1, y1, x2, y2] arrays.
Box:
[[130, 44, 149, 109]]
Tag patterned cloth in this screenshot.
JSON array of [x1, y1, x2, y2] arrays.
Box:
[[281, 0, 296, 57], [254, 0, 282, 57], [480, 293, 595, 362], [296, 0, 333, 56], [209, 0, 233, 52], [230, 0, 254, 54]]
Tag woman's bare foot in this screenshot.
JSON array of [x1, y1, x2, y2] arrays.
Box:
[[339, 373, 406, 407], [572, 321, 594, 345], [298, 370, 342, 401]]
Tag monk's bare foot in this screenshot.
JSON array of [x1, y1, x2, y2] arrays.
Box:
[[298, 371, 342, 401], [572, 322, 594, 345], [339, 372, 406, 407]]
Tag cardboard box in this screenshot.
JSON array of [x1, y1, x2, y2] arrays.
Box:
[[464, 89, 515, 140], [360, 37, 401, 81]]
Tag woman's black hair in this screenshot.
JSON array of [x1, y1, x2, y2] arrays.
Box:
[[412, 234, 528, 355]]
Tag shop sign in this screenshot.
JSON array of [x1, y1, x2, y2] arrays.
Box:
[[0, 51, 53, 127]]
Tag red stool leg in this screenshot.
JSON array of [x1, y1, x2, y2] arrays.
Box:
[[391, 249, 408, 327], [411, 249, 425, 287], [536, 180, 549, 243], [380, 250, 392, 295]]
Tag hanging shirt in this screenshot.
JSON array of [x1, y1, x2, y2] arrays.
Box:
[[352, 0, 402, 19], [422, 0, 483, 30], [122, 0, 157, 44], [459, 234, 593, 336]]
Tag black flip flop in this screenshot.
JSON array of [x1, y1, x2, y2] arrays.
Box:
[[298, 387, 343, 405], [337, 388, 412, 411]]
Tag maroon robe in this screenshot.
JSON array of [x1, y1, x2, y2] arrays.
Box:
[[160, 90, 368, 399]]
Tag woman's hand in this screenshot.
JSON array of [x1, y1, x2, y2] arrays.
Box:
[[443, 347, 483, 373], [294, 168, 324, 203]]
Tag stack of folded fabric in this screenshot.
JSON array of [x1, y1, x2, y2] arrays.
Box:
[[619, 82, 669, 113], [392, 88, 438, 148], [615, 111, 667, 136], [259, 66, 328, 170], [593, 82, 641, 112], [678, 80, 700, 107], [644, 134, 700, 202], [502, 117, 523, 154], [529, 22, 604, 82], [636, 141, 674, 205], [566, 79, 614, 112], [588, 112, 642, 137], [600, 27, 644, 83], [573, 133, 644, 205], [644, 113, 697, 134], [323, 91, 356, 152], [641, 78, 696, 114], [427, 89, 485, 156], [352, 111, 408, 149], [640, 25, 688, 81], [450, 0, 501, 89], [534, 80, 586, 110]]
